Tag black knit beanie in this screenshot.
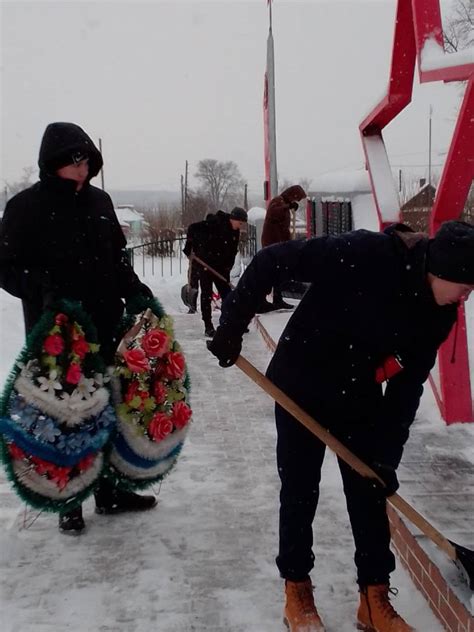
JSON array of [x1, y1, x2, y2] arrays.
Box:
[[230, 207, 248, 222], [427, 220, 474, 284]]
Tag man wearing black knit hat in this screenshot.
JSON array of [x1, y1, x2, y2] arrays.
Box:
[[184, 207, 247, 337], [208, 219, 473, 632]]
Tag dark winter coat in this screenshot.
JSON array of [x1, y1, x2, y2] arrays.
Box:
[[0, 123, 143, 356], [261, 185, 306, 248], [221, 225, 457, 468], [184, 211, 240, 273]]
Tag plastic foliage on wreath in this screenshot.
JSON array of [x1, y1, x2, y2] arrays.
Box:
[[0, 300, 115, 513], [105, 294, 192, 491]]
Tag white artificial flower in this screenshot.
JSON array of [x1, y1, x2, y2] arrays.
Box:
[[17, 359, 39, 379], [37, 370, 62, 396], [76, 376, 96, 400]]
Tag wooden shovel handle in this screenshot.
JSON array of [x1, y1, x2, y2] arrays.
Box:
[[191, 254, 235, 289], [235, 354, 458, 561]]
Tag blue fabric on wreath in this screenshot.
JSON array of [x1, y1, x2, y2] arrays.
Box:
[[113, 431, 183, 470], [0, 398, 116, 467]]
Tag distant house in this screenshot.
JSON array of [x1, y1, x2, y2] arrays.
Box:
[[400, 183, 436, 232], [114, 205, 145, 241]]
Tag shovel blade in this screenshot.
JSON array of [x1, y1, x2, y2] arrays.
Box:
[[449, 540, 474, 590], [181, 284, 198, 309]]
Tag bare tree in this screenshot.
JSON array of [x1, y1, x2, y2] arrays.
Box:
[[194, 159, 245, 211], [443, 0, 474, 52], [183, 190, 212, 227]]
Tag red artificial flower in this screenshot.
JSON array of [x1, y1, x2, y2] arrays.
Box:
[[48, 464, 72, 490], [152, 380, 167, 404], [123, 349, 150, 374], [148, 412, 173, 442], [124, 381, 149, 409], [54, 313, 68, 326], [163, 352, 185, 380], [77, 454, 95, 472], [72, 337, 90, 359], [44, 334, 65, 356], [66, 363, 82, 384], [8, 443, 26, 461], [31, 455, 55, 476], [172, 401, 192, 430], [142, 329, 170, 358]]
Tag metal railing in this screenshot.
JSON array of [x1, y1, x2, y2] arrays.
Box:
[[127, 227, 257, 277]]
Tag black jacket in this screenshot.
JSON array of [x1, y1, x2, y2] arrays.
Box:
[[220, 226, 457, 467], [184, 211, 240, 272], [0, 123, 143, 353]]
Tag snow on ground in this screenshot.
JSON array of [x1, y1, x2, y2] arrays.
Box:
[[0, 266, 457, 631]]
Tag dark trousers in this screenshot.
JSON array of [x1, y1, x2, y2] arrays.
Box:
[[198, 269, 231, 327], [275, 404, 395, 586]]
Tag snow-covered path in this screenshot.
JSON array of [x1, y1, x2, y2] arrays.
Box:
[[0, 282, 445, 631]]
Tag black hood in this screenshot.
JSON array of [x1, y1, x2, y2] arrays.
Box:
[[38, 122, 103, 181]]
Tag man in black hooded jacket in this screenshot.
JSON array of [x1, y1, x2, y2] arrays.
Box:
[[208, 220, 474, 632], [183, 207, 247, 337], [0, 122, 157, 534]]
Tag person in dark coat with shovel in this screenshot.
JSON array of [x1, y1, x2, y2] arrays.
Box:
[[208, 220, 474, 632], [185, 207, 247, 337], [0, 122, 157, 535], [261, 184, 306, 310]]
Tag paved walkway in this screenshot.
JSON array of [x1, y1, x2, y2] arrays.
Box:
[[0, 308, 449, 631]]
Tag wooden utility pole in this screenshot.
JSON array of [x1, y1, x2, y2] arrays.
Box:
[[98, 138, 105, 190], [181, 174, 185, 221], [184, 160, 188, 218], [244, 183, 248, 210]]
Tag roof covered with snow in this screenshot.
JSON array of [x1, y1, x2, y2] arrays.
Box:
[[115, 207, 144, 223], [310, 169, 372, 195]]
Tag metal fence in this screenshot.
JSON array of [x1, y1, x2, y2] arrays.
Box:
[[127, 225, 257, 277]]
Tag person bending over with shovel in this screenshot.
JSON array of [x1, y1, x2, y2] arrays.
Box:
[[207, 220, 474, 632], [185, 207, 247, 338]]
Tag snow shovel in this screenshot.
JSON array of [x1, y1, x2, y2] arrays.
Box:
[[191, 254, 235, 289], [234, 354, 474, 590]]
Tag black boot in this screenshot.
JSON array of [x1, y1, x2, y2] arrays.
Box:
[[59, 505, 85, 535], [94, 480, 157, 515], [204, 324, 215, 338]]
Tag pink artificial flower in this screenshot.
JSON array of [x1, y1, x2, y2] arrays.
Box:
[[172, 401, 192, 430], [54, 313, 68, 326], [142, 329, 170, 358], [163, 352, 185, 380], [148, 412, 173, 442], [66, 363, 82, 384], [152, 380, 167, 404], [43, 334, 65, 356], [123, 349, 150, 374], [72, 337, 90, 359]]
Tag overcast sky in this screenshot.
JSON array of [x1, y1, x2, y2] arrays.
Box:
[[1, 0, 463, 195]]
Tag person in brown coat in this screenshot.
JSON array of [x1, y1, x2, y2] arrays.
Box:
[[261, 185, 306, 309]]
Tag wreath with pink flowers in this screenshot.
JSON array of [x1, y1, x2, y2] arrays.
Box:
[[106, 295, 192, 490]]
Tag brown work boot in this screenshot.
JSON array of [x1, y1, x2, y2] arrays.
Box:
[[357, 585, 415, 631], [283, 578, 325, 631]]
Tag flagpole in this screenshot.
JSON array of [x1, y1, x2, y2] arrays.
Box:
[[264, 0, 278, 207]]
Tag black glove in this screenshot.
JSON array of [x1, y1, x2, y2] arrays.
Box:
[[289, 201, 299, 211], [206, 325, 243, 367], [371, 462, 399, 497]]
